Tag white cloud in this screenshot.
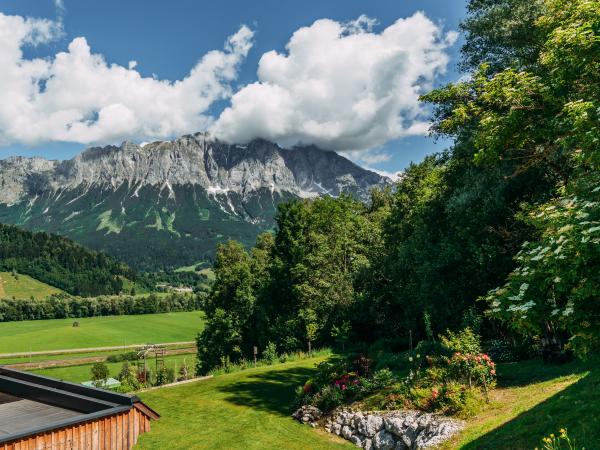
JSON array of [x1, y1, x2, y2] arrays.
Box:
[[211, 13, 457, 152], [0, 12, 253, 146]]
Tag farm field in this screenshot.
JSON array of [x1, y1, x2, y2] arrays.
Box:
[[0, 271, 63, 299], [0, 311, 204, 353], [131, 356, 599, 450]]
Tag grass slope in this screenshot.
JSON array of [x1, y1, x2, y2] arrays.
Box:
[[0, 311, 204, 353], [442, 359, 600, 449], [137, 356, 352, 450], [135, 356, 598, 450], [0, 271, 63, 299]]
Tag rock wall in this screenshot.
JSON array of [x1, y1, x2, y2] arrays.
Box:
[[293, 406, 463, 450]]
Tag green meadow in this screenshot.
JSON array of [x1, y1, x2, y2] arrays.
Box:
[[0, 311, 204, 353], [0, 271, 63, 299]]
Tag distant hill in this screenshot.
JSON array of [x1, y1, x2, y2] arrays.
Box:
[[0, 271, 63, 300], [0, 134, 388, 270], [0, 224, 135, 296]]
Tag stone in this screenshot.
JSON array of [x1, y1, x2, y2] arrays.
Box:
[[292, 405, 323, 424], [394, 442, 408, 450], [363, 438, 373, 450], [373, 430, 396, 450], [383, 417, 405, 437], [353, 412, 365, 428], [350, 434, 364, 447], [357, 414, 384, 437], [333, 423, 342, 436], [342, 426, 354, 440]]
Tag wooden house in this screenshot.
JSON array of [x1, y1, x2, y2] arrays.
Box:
[[0, 367, 159, 449]]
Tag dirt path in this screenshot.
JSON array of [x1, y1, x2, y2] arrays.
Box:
[[0, 341, 196, 359], [4, 347, 196, 370]]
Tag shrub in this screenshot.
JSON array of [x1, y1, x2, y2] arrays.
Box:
[[91, 362, 109, 388], [263, 342, 278, 364], [440, 327, 482, 354], [313, 385, 346, 411], [117, 362, 141, 391], [155, 366, 175, 386]]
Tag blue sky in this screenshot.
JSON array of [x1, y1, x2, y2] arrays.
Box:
[[0, 0, 467, 174]]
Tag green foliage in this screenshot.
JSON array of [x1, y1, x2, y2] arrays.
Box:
[[91, 362, 109, 387], [0, 224, 135, 296], [155, 366, 176, 386], [537, 428, 581, 450], [262, 341, 278, 364], [117, 361, 141, 391], [440, 328, 482, 355], [0, 292, 202, 322]]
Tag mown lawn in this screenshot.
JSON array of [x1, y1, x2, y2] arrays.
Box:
[[133, 356, 598, 450], [136, 356, 352, 450], [0, 271, 63, 299], [0, 311, 204, 353], [441, 358, 600, 449]]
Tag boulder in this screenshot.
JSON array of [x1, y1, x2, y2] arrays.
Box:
[[358, 414, 384, 437], [383, 417, 405, 437], [332, 423, 342, 435], [350, 434, 364, 447], [342, 426, 354, 440], [373, 430, 396, 450], [363, 438, 373, 450]]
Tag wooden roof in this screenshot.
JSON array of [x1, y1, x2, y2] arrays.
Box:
[[0, 367, 158, 444]]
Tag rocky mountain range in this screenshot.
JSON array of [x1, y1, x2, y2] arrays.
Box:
[[0, 133, 388, 270]]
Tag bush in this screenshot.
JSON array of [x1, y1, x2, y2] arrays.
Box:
[[263, 342, 278, 364], [313, 385, 346, 411], [155, 366, 175, 386], [440, 328, 482, 354], [91, 362, 109, 388]]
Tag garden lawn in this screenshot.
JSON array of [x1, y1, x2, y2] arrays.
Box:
[[441, 358, 600, 449], [29, 353, 196, 383], [136, 356, 352, 450], [0, 271, 63, 299], [0, 311, 204, 353]]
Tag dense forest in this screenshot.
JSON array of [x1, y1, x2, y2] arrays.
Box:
[[0, 223, 135, 296], [197, 0, 599, 373]]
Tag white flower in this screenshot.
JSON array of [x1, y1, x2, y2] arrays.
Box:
[[554, 276, 561, 283]]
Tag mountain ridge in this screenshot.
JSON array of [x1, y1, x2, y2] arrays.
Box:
[[0, 134, 388, 269]]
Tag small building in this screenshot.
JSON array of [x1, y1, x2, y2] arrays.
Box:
[[0, 367, 159, 449]]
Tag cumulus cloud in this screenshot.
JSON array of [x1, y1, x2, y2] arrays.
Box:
[[0, 12, 253, 146], [211, 13, 457, 151]]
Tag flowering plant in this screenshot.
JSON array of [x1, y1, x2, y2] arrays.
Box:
[[447, 352, 496, 395]]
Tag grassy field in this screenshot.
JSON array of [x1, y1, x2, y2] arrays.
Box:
[[442, 358, 600, 449], [30, 353, 196, 383], [0, 271, 63, 299], [137, 356, 352, 450], [0, 311, 204, 353]]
